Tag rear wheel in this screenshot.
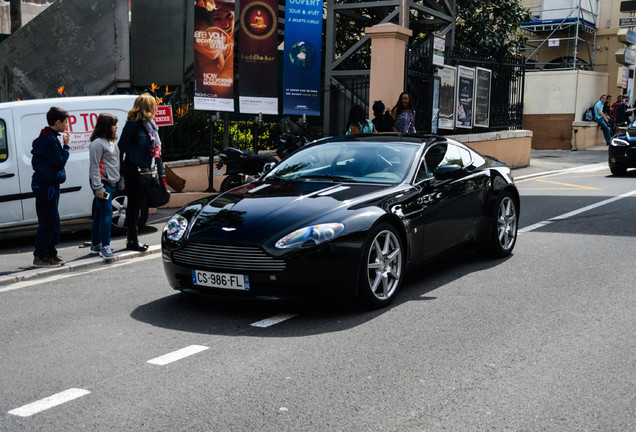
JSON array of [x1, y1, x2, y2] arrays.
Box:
[[220, 174, 243, 192], [358, 223, 404, 308], [486, 191, 518, 258]]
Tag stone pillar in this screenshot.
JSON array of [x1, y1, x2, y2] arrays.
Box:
[[366, 23, 412, 119]]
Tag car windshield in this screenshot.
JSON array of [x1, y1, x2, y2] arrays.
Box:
[[264, 141, 419, 184]]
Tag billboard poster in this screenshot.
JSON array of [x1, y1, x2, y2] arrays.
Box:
[[437, 66, 456, 130], [432, 76, 440, 134], [193, 0, 236, 112], [474, 67, 492, 128], [238, 0, 279, 114], [283, 0, 323, 116], [456, 65, 475, 129]]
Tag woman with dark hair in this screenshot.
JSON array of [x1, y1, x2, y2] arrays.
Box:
[[346, 104, 375, 135], [89, 113, 123, 260], [391, 92, 416, 133], [118, 93, 160, 252]]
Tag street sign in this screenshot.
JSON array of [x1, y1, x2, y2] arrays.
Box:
[[619, 17, 636, 27], [155, 105, 174, 127], [620, 1, 636, 12]]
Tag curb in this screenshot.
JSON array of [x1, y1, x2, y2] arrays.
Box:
[[0, 245, 161, 287]]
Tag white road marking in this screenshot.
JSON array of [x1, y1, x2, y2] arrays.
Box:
[[147, 345, 209, 365], [251, 313, 298, 328], [0, 254, 158, 294], [8, 388, 90, 417], [519, 189, 636, 233]]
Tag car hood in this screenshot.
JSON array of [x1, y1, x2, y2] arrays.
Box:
[[187, 180, 388, 244]]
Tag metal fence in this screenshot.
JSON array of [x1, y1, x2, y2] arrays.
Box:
[[407, 40, 525, 135]]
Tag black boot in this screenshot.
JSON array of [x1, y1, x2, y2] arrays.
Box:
[[126, 240, 148, 252]]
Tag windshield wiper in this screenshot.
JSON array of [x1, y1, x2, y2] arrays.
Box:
[[296, 174, 357, 183]]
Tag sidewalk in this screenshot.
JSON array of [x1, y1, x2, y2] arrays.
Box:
[[0, 145, 610, 286]]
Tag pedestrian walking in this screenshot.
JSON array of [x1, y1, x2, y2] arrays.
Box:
[[89, 113, 123, 261], [31, 107, 70, 268]]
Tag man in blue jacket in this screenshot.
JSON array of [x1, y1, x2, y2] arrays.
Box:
[[31, 107, 70, 268]]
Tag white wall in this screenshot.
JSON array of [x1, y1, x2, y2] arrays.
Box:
[[0, 1, 51, 34], [525, 70, 608, 120]]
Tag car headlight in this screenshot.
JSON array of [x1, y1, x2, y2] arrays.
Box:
[[275, 223, 345, 249], [164, 214, 189, 241], [611, 137, 629, 147]]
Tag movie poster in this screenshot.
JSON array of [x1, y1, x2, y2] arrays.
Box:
[[437, 66, 456, 130], [193, 0, 236, 112], [283, 0, 323, 116], [239, 0, 278, 114], [456, 65, 475, 129], [474, 67, 492, 128]]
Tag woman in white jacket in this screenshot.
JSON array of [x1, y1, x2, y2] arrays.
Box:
[[88, 113, 123, 260]]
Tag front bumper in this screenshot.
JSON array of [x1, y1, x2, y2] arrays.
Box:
[[161, 236, 365, 300]]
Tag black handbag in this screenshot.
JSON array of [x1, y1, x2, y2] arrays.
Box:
[[144, 158, 170, 207]]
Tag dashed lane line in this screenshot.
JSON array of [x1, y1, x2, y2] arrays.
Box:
[[251, 313, 298, 328], [8, 388, 91, 417], [147, 345, 210, 366]]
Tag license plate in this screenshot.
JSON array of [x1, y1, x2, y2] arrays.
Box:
[[192, 270, 250, 291]]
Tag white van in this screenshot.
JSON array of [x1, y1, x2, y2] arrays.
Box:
[[0, 95, 138, 235]]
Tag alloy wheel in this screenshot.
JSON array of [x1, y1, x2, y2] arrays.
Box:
[[497, 196, 517, 251], [366, 229, 403, 301]]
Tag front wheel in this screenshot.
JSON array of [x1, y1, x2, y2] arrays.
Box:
[[220, 174, 243, 192], [485, 191, 518, 258], [358, 223, 405, 309]]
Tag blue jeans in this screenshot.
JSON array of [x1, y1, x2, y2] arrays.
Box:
[[596, 118, 611, 145], [32, 182, 60, 258], [91, 182, 116, 247]]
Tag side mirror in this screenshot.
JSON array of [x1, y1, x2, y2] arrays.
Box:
[[434, 164, 463, 180]]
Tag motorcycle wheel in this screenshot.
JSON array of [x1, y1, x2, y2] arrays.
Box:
[[220, 174, 243, 192]]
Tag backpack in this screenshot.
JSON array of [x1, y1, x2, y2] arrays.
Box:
[[583, 106, 594, 121]]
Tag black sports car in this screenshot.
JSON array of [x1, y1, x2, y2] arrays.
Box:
[[609, 120, 636, 175], [161, 134, 519, 308]]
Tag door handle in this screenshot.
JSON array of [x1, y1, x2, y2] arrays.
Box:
[[0, 172, 15, 178]]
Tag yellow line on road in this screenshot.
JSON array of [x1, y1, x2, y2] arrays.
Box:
[[533, 179, 598, 190]]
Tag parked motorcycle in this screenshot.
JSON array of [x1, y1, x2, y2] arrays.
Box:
[[215, 147, 277, 192], [215, 117, 308, 192]]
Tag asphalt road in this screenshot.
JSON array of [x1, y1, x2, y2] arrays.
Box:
[[1, 146, 635, 431]]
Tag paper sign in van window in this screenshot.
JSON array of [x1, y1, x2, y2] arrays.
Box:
[[0, 120, 7, 162]]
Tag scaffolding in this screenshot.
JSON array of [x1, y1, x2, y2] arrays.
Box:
[[521, 0, 599, 71]]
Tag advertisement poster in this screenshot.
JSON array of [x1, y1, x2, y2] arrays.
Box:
[[283, 0, 323, 116], [239, 0, 278, 114], [432, 76, 440, 134], [474, 67, 492, 128], [456, 65, 475, 129], [437, 66, 456, 130], [193, 0, 236, 112]]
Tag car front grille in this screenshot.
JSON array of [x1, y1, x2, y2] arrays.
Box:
[[171, 242, 286, 272], [626, 147, 636, 159]]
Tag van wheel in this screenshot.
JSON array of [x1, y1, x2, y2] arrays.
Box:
[[110, 193, 148, 234]]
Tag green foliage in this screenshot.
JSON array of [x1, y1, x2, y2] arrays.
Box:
[[454, 0, 531, 59]]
